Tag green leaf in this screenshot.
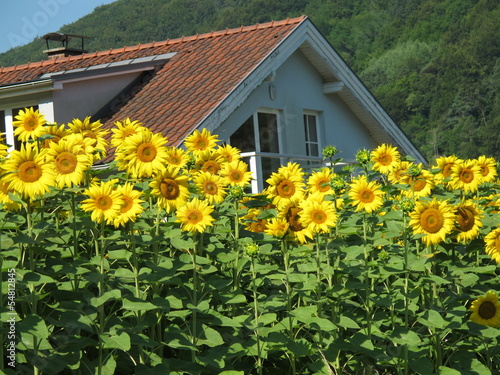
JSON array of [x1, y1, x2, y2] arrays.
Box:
[[338, 315, 360, 329], [101, 354, 117, 375], [199, 325, 224, 347], [100, 331, 131, 351], [122, 298, 159, 312], [417, 309, 447, 329], [18, 314, 50, 339], [287, 338, 311, 357], [219, 372, 244, 375], [90, 289, 121, 308], [438, 366, 461, 375], [106, 250, 131, 260]]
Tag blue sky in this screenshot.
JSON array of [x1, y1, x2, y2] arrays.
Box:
[[0, 0, 118, 54]]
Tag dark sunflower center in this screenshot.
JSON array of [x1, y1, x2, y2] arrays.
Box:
[[120, 196, 133, 213], [442, 164, 453, 178], [478, 301, 496, 320], [187, 210, 202, 224], [456, 207, 475, 232], [160, 179, 180, 200], [286, 207, 303, 232], [481, 165, 489, 177], [379, 154, 392, 166], [19, 161, 43, 183], [202, 161, 220, 174], [26, 118, 38, 131], [459, 169, 474, 183], [230, 171, 242, 182], [420, 208, 444, 234], [97, 196, 113, 210], [204, 181, 218, 195], [412, 177, 426, 192], [137, 143, 157, 162], [316, 178, 330, 192], [55, 152, 78, 174], [277, 180, 296, 198], [360, 189, 374, 203], [312, 210, 326, 224]]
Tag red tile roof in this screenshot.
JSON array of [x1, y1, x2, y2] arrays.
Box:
[[0, 17, 306, 146]]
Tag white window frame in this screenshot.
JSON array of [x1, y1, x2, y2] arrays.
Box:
[[303, 110, 321, 159], [0, 101, 54, 152]]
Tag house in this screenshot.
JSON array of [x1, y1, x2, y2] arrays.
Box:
[[0, 16, 425, 192]]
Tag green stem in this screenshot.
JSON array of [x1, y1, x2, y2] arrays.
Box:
[[362, 213, 372, 338], [282, 239, 296, 375], [129, 223, 145, 364], [251, 256, 263, 375], [191, 233, 200, 364]]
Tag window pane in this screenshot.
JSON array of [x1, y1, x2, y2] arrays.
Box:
[[307, 115, 318, 142], [0, 110, 5, 134], [309, 143, 319, 157], [258, 112, 279, 153], [261, 157, 281, 187], [230, 115, 255, 152]]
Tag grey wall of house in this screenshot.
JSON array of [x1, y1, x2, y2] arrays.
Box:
[[217, 49, 376, 161], [52, 72, 141, 123]]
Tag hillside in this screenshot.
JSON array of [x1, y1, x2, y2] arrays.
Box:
[[1, 0, 499, 162]]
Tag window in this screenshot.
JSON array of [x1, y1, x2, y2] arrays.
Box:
[[0, 106, 39, 150], [303, 113, 319, 157], [0, 110, 5, 136], [230, 110, 282, 191]]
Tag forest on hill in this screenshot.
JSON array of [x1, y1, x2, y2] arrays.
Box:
[[1, 0, 499, 162]]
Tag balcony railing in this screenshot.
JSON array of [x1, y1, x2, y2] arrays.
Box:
[[240, 151, 354, 193]]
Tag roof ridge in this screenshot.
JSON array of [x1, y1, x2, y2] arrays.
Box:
[[0, 16, 307, 74]]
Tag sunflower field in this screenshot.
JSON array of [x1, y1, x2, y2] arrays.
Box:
[[1, 108, 500, 375]]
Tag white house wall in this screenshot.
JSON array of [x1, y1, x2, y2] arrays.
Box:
[[217, 49, 376, 161], [52, 72, 141, 123]]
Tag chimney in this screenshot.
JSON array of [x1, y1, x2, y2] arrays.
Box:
[[42, 33, 89, 59]]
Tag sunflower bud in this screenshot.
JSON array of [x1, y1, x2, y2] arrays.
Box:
[[399, 197, 415, 213], [322, 145, 339, 159], [229, 185, 244, 200], [243, 242, 259, 257], [356, 149, 371, 165], [331, 175, 346, 193], [407, 164, 421, 178]]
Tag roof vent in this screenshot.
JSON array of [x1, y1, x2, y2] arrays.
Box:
[[42, 33, 89, 59]]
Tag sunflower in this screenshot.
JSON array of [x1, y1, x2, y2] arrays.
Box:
[[476, 156, 497, 183], [68, 117, 109, 156], [278, 201, 314, 244], [242, 208, 268, 233], [307, 168, 334, 196], [193, 149, 224, 175], [2, 143, 55, 200], [388, 161, 412, 184], [111, 118, 144, 148], [348, 175, 384, 213], [176, 197, 215, 233], [39, 123, 70, 149], [371, 144, 400, 174], [12, 107, 46, 142], [220, 160, 253, 187], [0, 134, 8, 159], [469, 291, 500, 327], [484, 228, 500, 264], [266, 162, 305, 207], [0, 169, 21, 210], [81, 180, 122, 224], [216, 144, 241, 164], [46, 133, 93, 188], [450, 159, 482, 193], [116, 128, 169, 178], [401, 166, 435, 198], [299, 197, 337, 234], [454, 201, 483, 243], [184, 128, 219, 155], [194, 171, 227, 204], [409, 198, 455, 246], [150, 166, 190, 213], [113, 183, 144, 228], [165, 146, 190, 169], [265, 218, 289, 238]]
